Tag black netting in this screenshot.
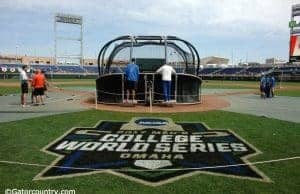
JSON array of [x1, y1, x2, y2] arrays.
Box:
[[97, 73, 201, 104]]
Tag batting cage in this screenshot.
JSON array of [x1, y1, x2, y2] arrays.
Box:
[[96, 35, 202, 104]]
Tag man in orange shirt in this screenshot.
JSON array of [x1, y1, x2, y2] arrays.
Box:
[[32, 69, 46, 105]]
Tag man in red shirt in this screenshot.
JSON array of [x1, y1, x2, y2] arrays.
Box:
[[32, 69, 46, 105]]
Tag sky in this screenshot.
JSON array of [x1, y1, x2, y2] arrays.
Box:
[[0, 0, 300, 63]]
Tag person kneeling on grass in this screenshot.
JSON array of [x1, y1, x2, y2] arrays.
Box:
[[156, 63, 176, 103], [125, 58, 140, 103], [32, 69, 46, 105]]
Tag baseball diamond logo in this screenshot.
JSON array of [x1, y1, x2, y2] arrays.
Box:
[[34, 118, 270, 186]]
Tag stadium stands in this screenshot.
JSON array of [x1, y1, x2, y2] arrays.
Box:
[[0, 63, 299, 81], [217, 67, 244, 75], [241, 67, 272, 75], [273, 66, 300, 76], [198, 68, 221, 75], [59, 65, 86, 73], [0, 64, 96, 74], [84, 66, 98, 73]]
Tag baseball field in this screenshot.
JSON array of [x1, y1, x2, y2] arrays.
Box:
[[0, 79, 299, 194]]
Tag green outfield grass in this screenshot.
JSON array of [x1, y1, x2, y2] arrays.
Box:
[[198, 80, 300, 97], [0, 78, 95, 85], [275, 89, 300, 97], [0, 86, 19, 96], [1, 79, 300, 97], [0, 79, 95, 95], [202, 80, 299, 89], [0, 110, 299, 194], [202, 80, 259, 88]]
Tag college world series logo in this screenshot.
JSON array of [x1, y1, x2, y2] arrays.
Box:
[[35, 118, 270, 186]]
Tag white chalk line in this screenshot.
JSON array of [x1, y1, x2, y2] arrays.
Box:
[[0, 156, 299, 172]]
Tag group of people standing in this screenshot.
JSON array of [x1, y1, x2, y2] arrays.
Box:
[[20, 65, 47, 107], [260, 74, 276, 99], [124, 58, 176, 104]]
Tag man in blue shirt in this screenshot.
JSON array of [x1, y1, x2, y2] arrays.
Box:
[[125, 58, 139, 103]]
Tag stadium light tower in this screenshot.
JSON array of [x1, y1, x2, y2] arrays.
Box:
[[15, 44, 19, 64], [54, 13, 83, 65]]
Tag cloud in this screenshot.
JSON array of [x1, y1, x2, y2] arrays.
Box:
[[1, 0, 300, 60], [1, 0, 296, 30], [117, 0, 295, 38]]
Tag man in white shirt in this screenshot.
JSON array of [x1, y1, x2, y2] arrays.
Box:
[[19, 65, 29, 107], [156, 64, 176, 102]]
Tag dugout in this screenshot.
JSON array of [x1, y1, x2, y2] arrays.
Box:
[[96, 35, 202, 104]]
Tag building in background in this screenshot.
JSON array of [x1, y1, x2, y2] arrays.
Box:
[[83, 58, 97, 65], [265, 58, 286, 65], [200, 56, 229, 67], [0, 54, 97, 66]]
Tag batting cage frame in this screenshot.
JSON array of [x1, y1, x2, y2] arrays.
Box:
[[96, 35, 202, 105]]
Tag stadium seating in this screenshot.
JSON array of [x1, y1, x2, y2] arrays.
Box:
[[198, 68, 221, 75], [241, 67, 272, 75], [84, 66, 98, 73], [217, 67, 244, 75], [273, 66, 300, 75], [59, 65, 86, 73], [1, 64, 299, 80], [30, 64, 61, 73]]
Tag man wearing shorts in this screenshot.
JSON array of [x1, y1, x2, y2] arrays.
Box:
[[125, 58, 139, 103], [32, 69, 46, 105], [19, 65, 29, 107]]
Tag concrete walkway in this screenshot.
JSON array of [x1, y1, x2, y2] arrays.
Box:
[[222, 94, 300, 123], [0, 92, 89, 123], [201, 88, 253, 95], [0, 88, 299, 123]]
